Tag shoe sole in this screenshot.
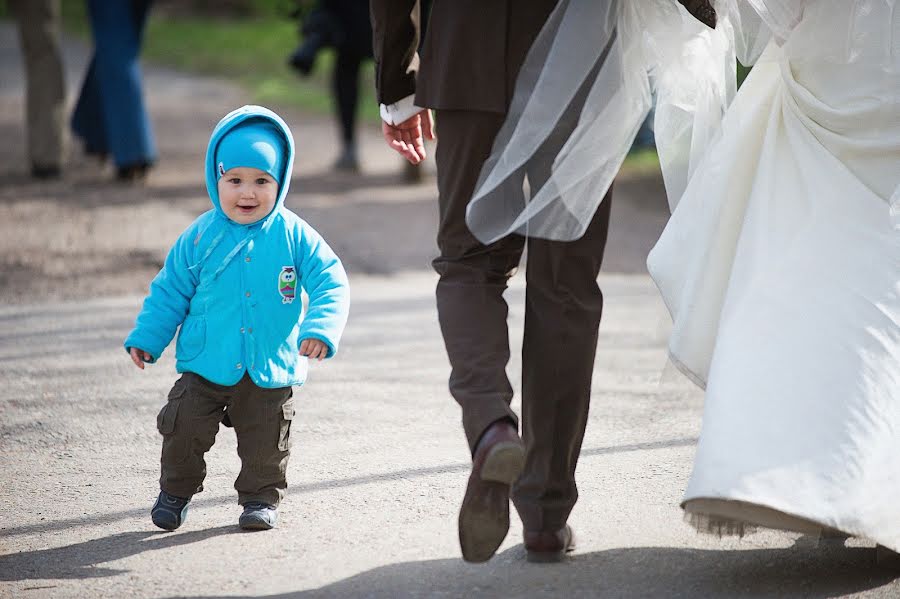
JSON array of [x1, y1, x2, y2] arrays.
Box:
[[151, 516, 180, 531], [458, 482, 511, 563], [458, 442, 526, 563], [480, 441, 526, 484], [239, 518, 275, 531]]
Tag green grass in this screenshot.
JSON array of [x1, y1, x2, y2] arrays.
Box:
[[56, 8, 665, 171], [144, 17, 380, 119], [620, 147, 663, 178], [60, 7, 381, 123]]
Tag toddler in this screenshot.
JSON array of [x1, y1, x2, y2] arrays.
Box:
[[125, 105, 350, 531]]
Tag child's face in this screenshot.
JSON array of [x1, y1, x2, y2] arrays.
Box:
[[217, 166, 278, 225]]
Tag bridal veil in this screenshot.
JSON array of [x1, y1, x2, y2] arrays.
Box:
[[464, 0, 895, 243]]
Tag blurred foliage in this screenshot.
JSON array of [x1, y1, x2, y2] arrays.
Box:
[[154, 0, 296, 18], [59, 1, 88, 32], [737, 62, 752, 88], [145, 15, 380, 121], [621, 147, 663, 178]]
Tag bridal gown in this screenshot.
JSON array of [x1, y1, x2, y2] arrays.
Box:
[[647, 0, 900, 549], [463, 0, 898, 551]]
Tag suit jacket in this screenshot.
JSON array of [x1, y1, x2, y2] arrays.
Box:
[[370, 0, 558, 114]]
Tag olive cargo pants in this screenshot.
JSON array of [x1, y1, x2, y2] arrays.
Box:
[[156, 372, 294, 506]]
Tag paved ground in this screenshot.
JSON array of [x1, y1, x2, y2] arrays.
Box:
[[0, 21, 898, 599]]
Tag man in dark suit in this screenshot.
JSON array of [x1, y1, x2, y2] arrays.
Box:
[[370, 0, 613, 563]]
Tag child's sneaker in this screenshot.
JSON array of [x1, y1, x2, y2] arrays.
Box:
[[151, 490, 190, 531], [239, 502, 278, 530]]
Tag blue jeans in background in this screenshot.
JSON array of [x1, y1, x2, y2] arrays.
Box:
[[71, 0, 156, 169]]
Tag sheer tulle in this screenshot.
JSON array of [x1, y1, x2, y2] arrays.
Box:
[[466, 0, 897, 243], [465, 0, 738, 243]]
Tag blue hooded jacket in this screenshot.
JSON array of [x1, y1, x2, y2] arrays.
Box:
[[125, 105, 350, 388]]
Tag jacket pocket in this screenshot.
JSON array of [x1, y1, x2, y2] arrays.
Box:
[[175, 316, 206, 362], [156, 380, 187, 435], [277, 397, 294, 452]]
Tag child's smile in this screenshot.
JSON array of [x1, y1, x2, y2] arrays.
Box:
[[236, 201, 260, 215], [218, 166, 278, 225]]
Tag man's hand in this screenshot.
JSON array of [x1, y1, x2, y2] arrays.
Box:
[[382, 109, 435, 165], [299, 338, 329, 361], [129, 347, 153, 370]]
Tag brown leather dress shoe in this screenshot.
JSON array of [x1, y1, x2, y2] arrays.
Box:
[[524, 525, 576, 563], [876, 545, 900, 570], [458, 420, 526, 563], [677, 0, 717, 29]]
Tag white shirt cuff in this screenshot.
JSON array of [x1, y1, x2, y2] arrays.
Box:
[[380, 95, 424, 125]]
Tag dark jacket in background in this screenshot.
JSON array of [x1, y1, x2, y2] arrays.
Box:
[[305, 0, 373, 58], [370, 0, 558, 113]]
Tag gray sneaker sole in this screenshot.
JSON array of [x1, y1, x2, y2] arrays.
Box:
[[239, 514, 277, 531]]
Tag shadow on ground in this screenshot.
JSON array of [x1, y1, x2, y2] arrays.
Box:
[[171, 543, 898, 598], [0, 438, 697, 539], [3, 526, 896, 596], [0, 526, 238, 580]]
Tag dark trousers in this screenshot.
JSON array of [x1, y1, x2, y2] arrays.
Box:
[[156, 373, 294, 506], [71, 0, 156, 168], [433, 109, 612, 532], [333, 50, 365, 147]]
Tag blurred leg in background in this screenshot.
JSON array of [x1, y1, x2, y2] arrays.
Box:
[[289, 0, 369, 172], [71, 0, 156, 182], [10, 0, 66, 179], [332, 47, 364, 171]]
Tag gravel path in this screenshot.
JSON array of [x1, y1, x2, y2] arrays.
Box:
[[1, 21, 897, 599]]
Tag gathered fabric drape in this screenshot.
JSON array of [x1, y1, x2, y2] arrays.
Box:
[[469, 0, 900, 549]]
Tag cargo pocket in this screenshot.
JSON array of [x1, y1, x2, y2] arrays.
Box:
[[157, 381, 186, 435], [277, 398, 294, 451]]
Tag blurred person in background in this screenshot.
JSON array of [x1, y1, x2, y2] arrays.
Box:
[[71, 0, 156, 183], [289, 0, 374, 172], [290, 0, 430, 180], [9, 0, 66, 180]]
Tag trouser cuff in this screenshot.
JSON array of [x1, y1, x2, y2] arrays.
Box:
[[462, 401, 519, 455], [238, 490, 283, 507]]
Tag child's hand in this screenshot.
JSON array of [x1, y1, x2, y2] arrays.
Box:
[[129, 347, 153, 370], [299, 338, 329, 361]]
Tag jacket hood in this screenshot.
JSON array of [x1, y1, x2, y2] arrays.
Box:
[[205, 105, 295, 227]]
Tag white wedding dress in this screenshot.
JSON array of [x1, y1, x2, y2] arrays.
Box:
[[647, 0, 900, 549], [465, 0, 900, 551]]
